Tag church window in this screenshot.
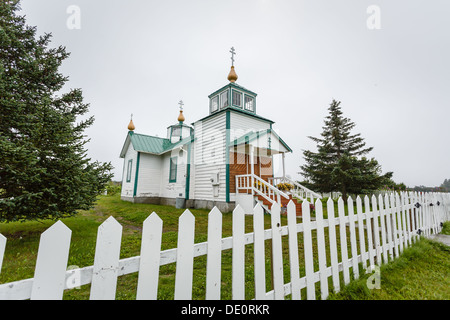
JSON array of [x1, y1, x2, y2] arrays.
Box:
[[172, 126, 181, 137], [244, 95, 254, 112], [169, 157, 177, 183], [126, 159, 133, 182], [232, 90, 242, 108], [210, 96, 219, 113], [220, 90, 229, 109]]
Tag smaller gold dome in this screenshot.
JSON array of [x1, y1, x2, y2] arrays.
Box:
[[128, 119, 135, 131], [227, 66, 238, 83], [178, 109, 185, 123]]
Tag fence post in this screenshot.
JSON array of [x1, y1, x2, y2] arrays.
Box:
[[376, 195, 387, 264], [356, 196, 367, 271], [327, 198, 340, 292], [287, 200, 301, 300], [206, 207, 223, 300], [30, 221, 72, 300], [174, 210, 195, 300], [384, 194, 394, 261], [302, 200, 315, 300], [253, 203, 266, 300], [136, 212, 163, 300], [347, 197, 359, 280], [270, 203, 284, 300], [232, 205, 245, 300], [0, 234, 6, 276], [391, 193, 403, 258], [90, 216, 123, 300], [338, 198, 350, 285], [371, 195, 382, 267], [315, 199, 329, 299]]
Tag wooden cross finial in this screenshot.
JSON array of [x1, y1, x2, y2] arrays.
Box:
[[230, 47, 236, 66]]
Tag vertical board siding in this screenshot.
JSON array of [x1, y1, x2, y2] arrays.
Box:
[[0, 192, 448, 300]]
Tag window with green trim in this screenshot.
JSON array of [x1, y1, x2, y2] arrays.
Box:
[[210, 95, 219, 113], [169, 157, 177, 183], [126, 159, 133, 182], [232, 90, 242, 108], [220, 90, 229, 109], [244, 95, 254, 112]]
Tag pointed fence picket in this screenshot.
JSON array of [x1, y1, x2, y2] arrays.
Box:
[[326, 198, 340, 293], [174, 210, 195, 300], [90, 216, 122, 300], [30, 221, 71, 300], [253, 203, 266, 300], [0, 192, 448, 300], [0, 234, 6, 276], [231, 205, 245, 300], [287, 201, 301, 300], [337, 198, 350, 285], [302, 200, 315, 300], [206, 207, 223, 300], [136, 212, 163, 300]]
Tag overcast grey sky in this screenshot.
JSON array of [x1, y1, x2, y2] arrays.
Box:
[[19, 0, 450, 187]]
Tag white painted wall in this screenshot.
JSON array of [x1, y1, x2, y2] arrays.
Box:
[[192, 113, 226, 201], [121, 142, 137, 198], [135, 153, 163, 197]]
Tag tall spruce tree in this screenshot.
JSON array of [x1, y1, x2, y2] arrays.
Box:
[[0, 1, 113, 222], [300, 99, 392, 200]]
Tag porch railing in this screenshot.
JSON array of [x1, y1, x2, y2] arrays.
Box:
[[236, 174, 290, 207], [269, 176, 322, 202]]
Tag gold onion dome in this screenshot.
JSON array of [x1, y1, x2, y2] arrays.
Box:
[[227, 66, 238, 83], [127, 119, 135, 131], [178, 109, 185, 123]]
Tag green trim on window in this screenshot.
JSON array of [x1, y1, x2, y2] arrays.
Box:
[[133, 152, 140, 197], [169, 156, 177, 183], [226, 110, 230, 203], [126, 159, 133, 183], [185, 139, 192, 200]]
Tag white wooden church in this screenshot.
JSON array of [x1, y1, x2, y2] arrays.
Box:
[[120, 49, 320, 214]]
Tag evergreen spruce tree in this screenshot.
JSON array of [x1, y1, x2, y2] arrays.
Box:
[[0, 1, 113, 222], [300, 99, 392, 200]]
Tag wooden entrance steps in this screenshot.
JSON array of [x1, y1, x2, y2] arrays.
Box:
[[254, 193, 302, 216]]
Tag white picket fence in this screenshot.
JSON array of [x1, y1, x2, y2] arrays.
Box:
[[0, 192, 449, 300]]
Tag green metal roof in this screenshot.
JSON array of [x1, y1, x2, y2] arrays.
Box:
[[120, 132, 191, 157]]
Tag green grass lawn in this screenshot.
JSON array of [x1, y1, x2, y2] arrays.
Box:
[[328, 223, 450, 300], [0, 194, 448, 300]]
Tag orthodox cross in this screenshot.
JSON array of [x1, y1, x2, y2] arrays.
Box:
[[230, 47, 236, 66], [178, 100, 184, 110]]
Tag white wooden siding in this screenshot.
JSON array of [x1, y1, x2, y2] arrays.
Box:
[[136, 153, 163, 197], [192, 113, 226, 201], [229, 111, 271, 141], [120, 143, 137, 197], [159, 151, 187, 199]]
